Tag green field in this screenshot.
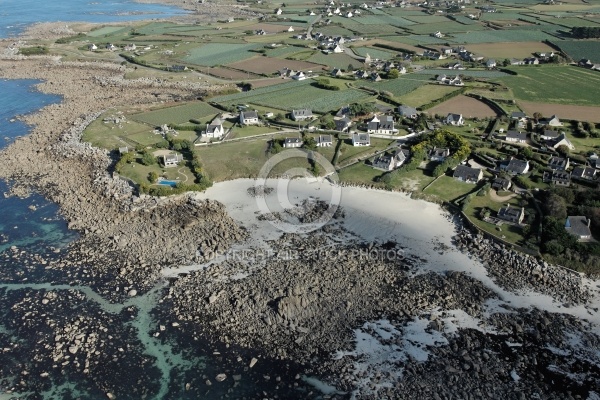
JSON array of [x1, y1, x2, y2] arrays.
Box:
[[498, 65, 600, 105], [397, 85, 462, 108], [184, 43, 261, 66], [337, 162, 385, 187], [464, 193, 526, 245], [359, 77, 429, 98], [130, 102, 221, 126], [416, 69, 511, 78], [423, 175, 478, 202], [82, 112, 159, 150], [352, 46, 396, 61], [212, 79, 373, 113], [451, 30, 559, 44], [552, 40, 600, 63], [336, 138, 395, 165]]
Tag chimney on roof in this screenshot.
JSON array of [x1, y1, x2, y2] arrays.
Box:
[[588, 218, 591, 228]]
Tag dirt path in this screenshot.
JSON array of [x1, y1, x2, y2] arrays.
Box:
[[489, 189, 517, 202]]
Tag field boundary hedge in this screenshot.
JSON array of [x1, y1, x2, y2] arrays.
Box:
[[419, 86, 467, 110]]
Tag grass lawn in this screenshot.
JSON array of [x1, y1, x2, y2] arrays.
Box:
[[119, 158, 195, 186], [464, 193, 527, 245], [130, 102, 221, 126], [423, 175, 479, 202], [397, 85, 461, 108], [336, 138, 395, 165], [390, 168, 436, 191], [227, 125, 277, 139], [82, 113, 157, 150], [566, 135, 600, 156], [337, 162, 385, 187]]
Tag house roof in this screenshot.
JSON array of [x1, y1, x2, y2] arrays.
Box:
[[318, 134, 333, 143], [572, 166, 597, 179], [511, 111, 527, 119], [352, 133, 370, 143], [506, 130, 527, 141], [164, 154, 179, 162], [453, 165, 482, 181], [542, 130, 560, 139], [241, 110, 258, 119], [498, 204, 523, 220], [447, 113, 462, 122], [492, 177, 511, 190], [548, 156, 567, 168], [565, 216, 592, 238], [506, 158, 529, 173], [550, 171, 571, 184], [292, 109, 313, 117], [398, 105, 418, 116], [372, 154, 394, 169], [284, 137, 302, 144]]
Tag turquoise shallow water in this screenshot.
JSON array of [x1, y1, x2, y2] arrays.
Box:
[[0, 79, 77, 253], [0, 0, 187, 37]]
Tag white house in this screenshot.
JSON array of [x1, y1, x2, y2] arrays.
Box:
[[446, 113, 464, 126], [287, 26, 295, 32], [283, 137, 303, 148], [240, 110, 259, 125], [291, 71, 306, 80], [291, 109, 313, 121], [505, 130, 527, 143], [205, 118, 225, 139], [88, 43, 98, 51], [316, 134, 333, 147], [352, 133, 370, 146], [162, 153, 183, 168]]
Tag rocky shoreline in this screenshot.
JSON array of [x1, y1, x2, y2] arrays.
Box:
[[0, 13, 599, 400]]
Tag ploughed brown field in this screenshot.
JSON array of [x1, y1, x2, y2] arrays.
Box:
[[519, 101, 600, 123], [464, 42, 556, 59], [428, 95, 501, 118], [227, 56, 325, 75]]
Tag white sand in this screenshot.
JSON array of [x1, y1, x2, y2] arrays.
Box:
[[187, 178, 600, 326]]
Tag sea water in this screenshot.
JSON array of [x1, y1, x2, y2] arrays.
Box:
[[0, 79, 77, 253], [0, 0, 188, 37]]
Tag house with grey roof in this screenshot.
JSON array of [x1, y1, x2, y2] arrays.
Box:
[[352, 133, 370, 146], [539, 114, 562, 127], [541, 130, 561, 141], [205, 118, 224, 139], [565, 216, 592, 241], [316, 135, 333, 147], [430, 147, 451, 162], [548, 156, 569, 171], [445, 113, 463, 126], [572, 166, 597, 181], [501, 158, 529, 175], [505, 131, 527, 143], [367, 115, 395, 134], [543, 170, 571, 186], [510, 111, 527, 120], [162, 153, 184, 168], [550, 133, 575, 151], [372, 150, 407, 171], [498, 204, 525, 224], [335, 117, 351, 133], [453, 165, 483, 184], [398, 105, 418, 119], [240, 110, 259, 125], [291, 109, 313, 121], [492, 177, 512, 192], [283, 137, 303, 148]]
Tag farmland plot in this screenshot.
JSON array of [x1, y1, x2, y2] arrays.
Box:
[[416, 69, 511, 78], [352, 46, 397, 61], [552, 40, 600, 63], [451, 30, 559, 44], [184, 43, 261, 66], [359, 77, 429, 97], [227, 56, 323, 75], [465, 41, 556, 59], [130, 102, 221, 126], [498, 65, 600, 106], [428, 95, 500, 118]]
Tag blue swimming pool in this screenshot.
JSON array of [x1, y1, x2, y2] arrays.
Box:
[[158, 180, 178, 187]]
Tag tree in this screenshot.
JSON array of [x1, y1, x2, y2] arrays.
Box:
[[532, 112, 543, 122], [270, 140, 283, 154], [544, 193, 568, 220], [520, 146, 533, 158], [347, 63, 355, 72], [349, 102, 376, 116], [502, 58, 511, 67], [303, 137, 317, 150], [148, 171, 158, 183], [387, 68, 399, 79], [140, 151, 156, 166], [275, 113, 284, 121], [556, 144, 570, 157]]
